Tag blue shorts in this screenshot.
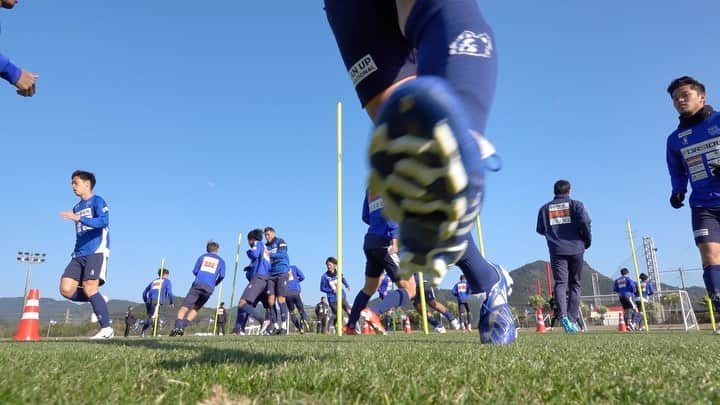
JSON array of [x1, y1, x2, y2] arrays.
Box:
[[692, 207, 720, 244], [267, 272, 289, 297], [364, 245, 401, 281], [413, 284, 436, 305], [324, 0, 416, 107], [62, 253, 108, 286], [182, 283, 213, 310], [241, 274, 269, 305]]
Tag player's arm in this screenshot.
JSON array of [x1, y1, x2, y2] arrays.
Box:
[[296, 267, 305, 283], [666, 138, 689, 208], [165, 279, 174, 305], [269, 240, 288, 260], [142, 283, 151, 302], [574, 201, 592, 248], [320, 276, 333, 294], [536, 207, 546, 235], [452, 284, 458, 297], [215, 260, 226, 286], [78, 198, 109, 229], [342, 276, 350, 290], [0, 52, 37, 96], [192, 257, 202, 276], [362, 193, 370, 225]]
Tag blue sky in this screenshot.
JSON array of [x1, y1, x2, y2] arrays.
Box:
[[1, 1, 718, 307]]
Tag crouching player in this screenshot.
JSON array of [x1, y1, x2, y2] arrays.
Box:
[[412, 273, 460, 333], [141, 268, 173, 337], [170, 241, 226, 336], [234, 229, 271, 333]]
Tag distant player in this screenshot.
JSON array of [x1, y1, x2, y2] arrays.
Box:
[[170, 241, 226, 336], [345, 192, 416, 335], [665, 76, 720, 335], [215, 302, 227, 336], [286, 265, 309, 334], [325, 0, 516, 344], [59, 170, 113, 339], [537, 179, 592, 333], [0, 0, 38, 97], [452, 275, 471, 331], [377, 272, 394, 331], [264, 227, 291, 335], [234, 229, 272, 334], [320, 257, 351, 327], [633, 273, 655, 330], [140, 268, 173, 337], [412, 273, 460, 333], [613, 268, 637, 330]]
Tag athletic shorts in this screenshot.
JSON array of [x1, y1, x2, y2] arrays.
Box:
[[286, 292, 305, 313], [619, 295, 636, 310], [267, 272, 289, 297], [324, 0, 417, 107], [457, 301, 470, 315], [412, 284, 435, 305], [241, 275, 269, 304], [364, 246, 401, 281], [691, 207, 720, 244], [62, 253, 108, 286], [182, 283, 213, 310]]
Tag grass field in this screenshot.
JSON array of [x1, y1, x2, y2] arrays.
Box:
[[1, 330, 719, 404]]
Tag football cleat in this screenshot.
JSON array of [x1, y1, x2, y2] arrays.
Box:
[[561, 316, 580, 333], [478, 264, 516, 344], [90, 326, 114, 340], [369, 77, 485, 286], [450, 318, 461, 330], [433, 326, 447, 334]]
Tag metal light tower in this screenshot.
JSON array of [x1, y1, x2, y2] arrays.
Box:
[[17, 251, 47, 306], [642, 236, 661, 294]]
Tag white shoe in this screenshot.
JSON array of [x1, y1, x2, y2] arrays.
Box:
[[450, 319, 460, 330], [434, 326, 447, 334], [260, 320, 270, 334], [90, 326, 114, 340]]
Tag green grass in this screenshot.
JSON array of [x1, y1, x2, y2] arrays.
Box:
[[1, 330, 719, 404]]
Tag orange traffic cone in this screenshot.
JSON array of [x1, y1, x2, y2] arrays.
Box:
[[403, 315, 412, 334], [362, 319, 372, 335], [618, 312, 627, 332], [535, 309, 547, 333], [14, 289, 41, 342]]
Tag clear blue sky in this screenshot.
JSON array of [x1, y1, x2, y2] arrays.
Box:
[[2, 1, 718, 306]]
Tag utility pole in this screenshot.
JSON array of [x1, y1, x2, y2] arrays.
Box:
[[678, 267, 686, 290], [642, 236, 662, 294]]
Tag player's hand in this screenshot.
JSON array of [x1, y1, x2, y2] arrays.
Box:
[[710, 162, 720, 177], [14, 70, 38, 97], [669, 192, 685, 209], [60, 211, 80, 221]]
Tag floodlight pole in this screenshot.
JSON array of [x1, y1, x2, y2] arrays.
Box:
[[17, 251, 47, 309]]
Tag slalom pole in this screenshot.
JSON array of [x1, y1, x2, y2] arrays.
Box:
[[336, 101, 344, 336], [212, 277, 224, 336], [627, 219, 649, 332], [152, 258, 165, 337], [475, 216, 486, 257], [228, 232, 243, 331], [706, 295, 717, 331], [418, 273, 429, 334]]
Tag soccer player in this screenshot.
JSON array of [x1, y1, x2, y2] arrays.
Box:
[[59, 170, 113, 339], [215, 302, 227, 336], [665, 76, 720, 335], [320, 257, 351, 327], [325, 0, 516, 344], [412, 273, 460, 333], [315, 297, 331, 334], [377, 272, 394, 331], [233, 229, 272, 334], [633, 273, 655, 329], [140, 268, 173, 337], [264, 227, 291, 335], [123, 306, 135, 338], [287, 265, 309, 334], [613, 268, 638, 330], [170, 241, 226, 336], [537, 180, 592, 333], [0, 0, 38, 97], [344, 192, 416, 335], [452, 275, 472, 331]]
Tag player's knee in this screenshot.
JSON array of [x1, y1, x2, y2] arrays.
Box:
[[59, 285, 74, 298]]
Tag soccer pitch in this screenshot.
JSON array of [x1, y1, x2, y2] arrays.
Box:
[[1, 331, 718, 404]]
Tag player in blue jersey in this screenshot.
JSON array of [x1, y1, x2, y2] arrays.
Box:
[[321, 257, 352, 328], [633, 273, 655, 330], [537, 180, 592, 333], [613, 268, 638, 330], [264, 227, 291, 335], [0, 0, 37, 97], [140, 268, 173, 337], [170, 241, 226, 336], [665, 76, 720, 335], [377, 272, 394, 331], [452, 275, 471, 332], [345, 192, 416, 335], [412, 273, 460, 333], [59, 170, 113, 339], [325, 0, 515, 344], [233, 229, 272, 334], [286, 265, 309, 334]]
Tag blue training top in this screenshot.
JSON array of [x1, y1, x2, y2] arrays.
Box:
[[452, 280, 469, 303], [72, 195, 111, 258], [536, 194, 591, 256], [287, 265, 305, 292], [613, 276, 637, 297], [246, 240, 270, 280], [142, 277, 173, 305], [320, 271, 349, 302], [191, 253, 226, 290], [266, 237, 290, 275]]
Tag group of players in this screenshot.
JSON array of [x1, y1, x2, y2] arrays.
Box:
[[7, 0, 720, 342], [613, 268, 656, 331]]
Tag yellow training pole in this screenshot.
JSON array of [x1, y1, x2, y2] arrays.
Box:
[[475, 216, 486, 257], [227, 232, 243, 331], [152, 258, 165, 337], [336, 101, 344, 336], [627, 219, 649, 332], [707, 295, 717, 331], [417, 273, 429, 334], [212, 278, 224, 336]]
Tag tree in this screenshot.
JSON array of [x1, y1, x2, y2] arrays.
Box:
[[528, 294, 545, 311], [597, 305, 608, 324]]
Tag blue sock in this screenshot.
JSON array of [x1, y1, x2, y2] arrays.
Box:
[[235, 308, 243, 326], [290, 314, 301, 331], [182, 319, 191, 328], [174, 318, 184, 329], [240, 304, 264, 322], [269, 305, 278, 324], [443, 310, 456, 321], [348, 291, 372, 328], [456, 236, 500, 294], [404, 0, 497, 135], [88, 293, 110, 328], [300, 310, 307, 321], [239, 312, 248, 330], [142, 320, 151, 333], [427, 315, 440, 328], [279, 302, 289, 324], [703, 265, 720, 312], [371, 289, 409, 314]]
